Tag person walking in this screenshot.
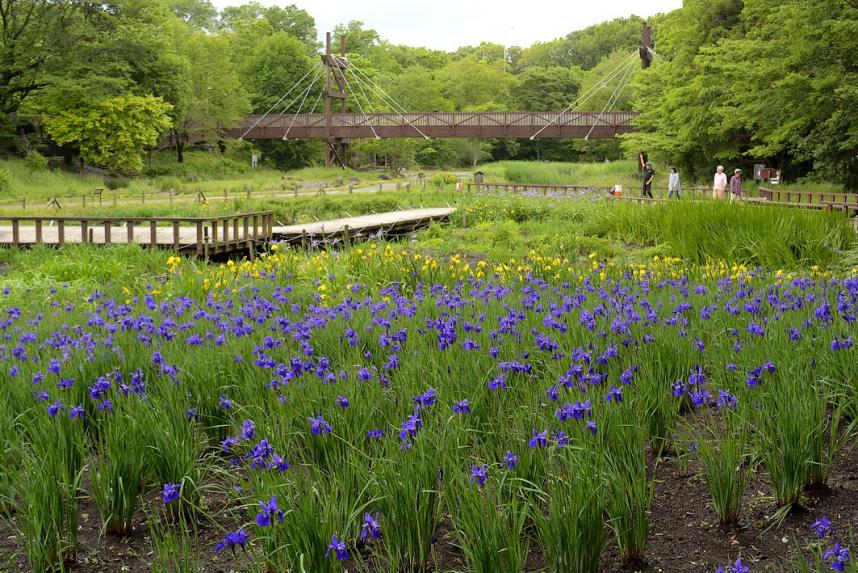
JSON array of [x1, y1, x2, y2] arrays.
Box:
[[668, 166, 681, 198], [642, 162, 655, 199], [713, 165, 728, 199], [729, 168, 743, 202]]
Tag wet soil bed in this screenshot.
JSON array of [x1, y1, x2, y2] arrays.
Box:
[[1, 441, 856, 572]]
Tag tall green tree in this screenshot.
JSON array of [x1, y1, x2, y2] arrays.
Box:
[[386, 66, 452, 112], [707, 0, 858, 188], [437, 57, 518, 111], [168, 0, 217, 30], [244, 32, 321, 168], [0, 0, 79, 146], [511, 66, 582, 111], [220, 2, 317, 53], [170, 31, 250, 162], [621, 0, 746, 180], [42, 94, 172, 173], [333, 20, 379, 56]]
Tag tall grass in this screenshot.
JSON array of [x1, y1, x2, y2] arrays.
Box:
[[479, 160, 639, 187], [534, 448, 605, 573], [90, 404, 148, 535], [697, 413, 753, 525], [592, 200, 856, 269], [445, 473, 529, 573], [17, 415, 84, 571]]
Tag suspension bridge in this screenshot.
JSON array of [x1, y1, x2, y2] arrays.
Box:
[[212, 26, 654, 167]]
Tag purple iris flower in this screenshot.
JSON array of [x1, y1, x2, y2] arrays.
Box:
[[309, 414, 332, 436], [824, 543, 851, 572], [325, 534, 348, 561], [69, 404, 85, 419], [528, 429, 548, 448], [503, 450, 519, 469], [716, 559, 749, 573], [811, 516, 832, 539], [470, 464, 488, 486], [605, 386, 623, 403], [214, 529, 249, 554], [162, 482, 181, 504], [255, 496, 284, 527], [452, 399, 471, 414], [361, 512, 382, 539]]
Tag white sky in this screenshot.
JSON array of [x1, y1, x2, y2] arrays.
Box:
[[211, 0, 683, 51]]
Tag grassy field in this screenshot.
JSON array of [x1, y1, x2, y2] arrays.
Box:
[[0, 152, 402, 207]]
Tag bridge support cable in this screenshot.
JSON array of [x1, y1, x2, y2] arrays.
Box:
[[646, 46, 664, 62], [238, 63, 322, 140], [308, 78, 325, 116], [529, 50, 638, 140], [330, 55, 380, 140], [584, 56, 638, 140], [348, 63, 431, 139], [279, 64, 324, 115], [348, 62, 431, 140], [283, 69, 325, 140]]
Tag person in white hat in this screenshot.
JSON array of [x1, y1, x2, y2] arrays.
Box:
[[730, 168, 743, 202], [713, 166, 727, 199]]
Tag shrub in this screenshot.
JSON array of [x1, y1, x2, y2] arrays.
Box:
[[104, 175, 131, 190], [431, 173, 456, 189], [0, 167, 11, 193], [24, 151, 49, 171]]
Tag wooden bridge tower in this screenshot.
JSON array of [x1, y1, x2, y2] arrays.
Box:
[[640, 24, 652, 69], [323, 32, 350, 168]]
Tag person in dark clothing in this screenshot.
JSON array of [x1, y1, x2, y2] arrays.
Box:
[[642, 162, 655, 198]]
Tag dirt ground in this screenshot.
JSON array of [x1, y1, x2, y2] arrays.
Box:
[[1, 443, 856, 573]]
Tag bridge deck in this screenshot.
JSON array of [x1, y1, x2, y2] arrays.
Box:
[[230, 111, 636, 140]]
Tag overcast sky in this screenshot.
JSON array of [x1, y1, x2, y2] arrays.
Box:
[[211, 0, 683, 51]]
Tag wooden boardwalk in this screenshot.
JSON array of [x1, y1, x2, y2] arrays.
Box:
[[0, 209, 455, 252], [272, 208, 455, 243]]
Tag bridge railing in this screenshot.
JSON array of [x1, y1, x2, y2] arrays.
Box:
[[0, 212, 274, 255], [229, 111, 638, 139]]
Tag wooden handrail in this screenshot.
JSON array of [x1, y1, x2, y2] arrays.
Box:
[[760, 188, 857, 204], [0, 211, 274, 223], [0, 211, 275, 252]]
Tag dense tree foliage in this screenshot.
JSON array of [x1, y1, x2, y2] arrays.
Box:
[[623, 0, 858, 189], [1, 1, 852, 185]]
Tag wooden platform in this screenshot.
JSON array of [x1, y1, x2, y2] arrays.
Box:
[[0, 209, 455, 252], [272, 208, 455, 242]]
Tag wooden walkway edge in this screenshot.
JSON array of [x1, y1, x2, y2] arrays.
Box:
[[272, 208, 455, 244]]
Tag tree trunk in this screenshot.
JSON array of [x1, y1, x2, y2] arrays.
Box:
[[176, 140, 184, 163]]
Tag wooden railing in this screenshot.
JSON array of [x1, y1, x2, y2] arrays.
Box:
[[466, 182, 713, 198], [230, 111, 637, 140], [0, 212, 274, 256], [466, 182, 612, 194], [759, 188, 858, 206], [757, 188, 858, 217]]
